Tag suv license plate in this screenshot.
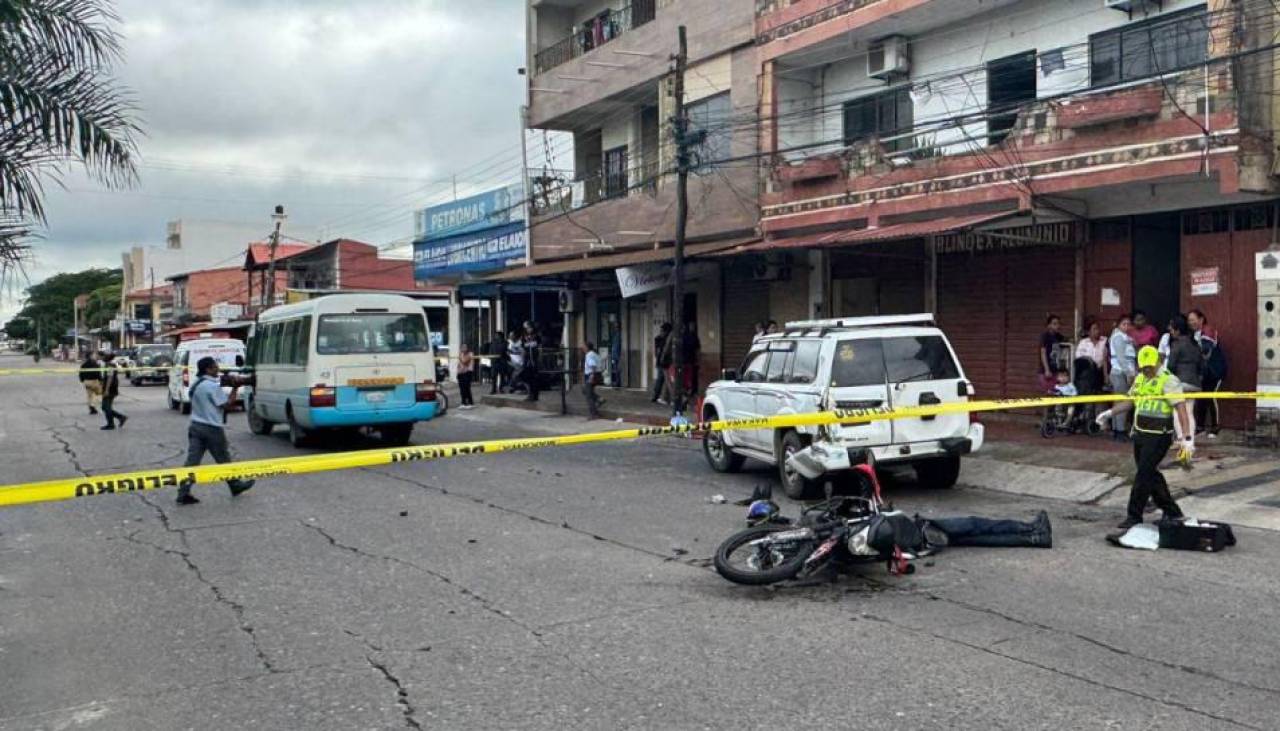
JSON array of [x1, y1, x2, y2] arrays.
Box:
[[365, 392, 388, 403]]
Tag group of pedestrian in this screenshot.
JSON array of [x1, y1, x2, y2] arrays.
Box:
[[1094, 308, 1226, 441], [1034, 307, 1229, 533], [482, 323, 547, 403], [649, 321, 702, 413], [78, 351, 127, 430]]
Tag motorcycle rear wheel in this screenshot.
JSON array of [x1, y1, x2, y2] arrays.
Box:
[[714, 526, 817, 586]]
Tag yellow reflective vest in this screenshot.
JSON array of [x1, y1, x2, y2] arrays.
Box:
[[1132, 372, 1175, 434]]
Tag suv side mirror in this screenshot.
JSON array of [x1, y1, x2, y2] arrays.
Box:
[[720, 368, 738, 382]]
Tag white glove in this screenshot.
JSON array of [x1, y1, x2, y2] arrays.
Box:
[[1095, 409, 1113, 427]]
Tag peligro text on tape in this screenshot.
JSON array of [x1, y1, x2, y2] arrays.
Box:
[[0, 391, 1270, 509]]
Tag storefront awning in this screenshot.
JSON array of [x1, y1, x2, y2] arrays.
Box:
[[482, 237, 755, 282], [729, 212, 1017, 254]]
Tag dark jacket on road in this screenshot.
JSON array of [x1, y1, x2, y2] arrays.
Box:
[[78, 357, 102, 383], [1165, 336, 1203, 389], [103, 364, 121, 398]]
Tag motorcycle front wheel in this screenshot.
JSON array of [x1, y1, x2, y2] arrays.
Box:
[[714, 526, 817, 586]]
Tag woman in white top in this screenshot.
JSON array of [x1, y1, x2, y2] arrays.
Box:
[[1075, 320, 1107, 372]]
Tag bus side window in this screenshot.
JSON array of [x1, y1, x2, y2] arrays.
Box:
[[296, 317, 311, 367]]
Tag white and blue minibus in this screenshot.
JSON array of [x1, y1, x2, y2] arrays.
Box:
[[246, 294, 438, 447]]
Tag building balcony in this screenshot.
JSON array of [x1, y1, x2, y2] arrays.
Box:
[[533, 1, 658, 76], [762, 73, 1270, 234], [528, 162, 757, 261], [527, 0, 753, 129]]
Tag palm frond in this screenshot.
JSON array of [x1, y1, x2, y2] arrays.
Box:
[[0, 0, 138, 220], [0, 209, 36, 294], [0, 0, 121, 71]]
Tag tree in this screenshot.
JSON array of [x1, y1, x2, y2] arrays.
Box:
[[3, 265, 119, 344], [81, 279, 117, 328], [0, 1, 139, 275]]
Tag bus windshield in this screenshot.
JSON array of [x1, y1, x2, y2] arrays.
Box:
[[316, 314, 429, 355]]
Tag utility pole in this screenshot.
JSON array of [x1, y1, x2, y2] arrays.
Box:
[[264, 205, 286, 309], [670, 25, 689, 416], [148, 267, 157, 344]]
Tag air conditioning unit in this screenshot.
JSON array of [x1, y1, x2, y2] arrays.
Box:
[[558, 289, 583, 313], [867, 36, 910, 81], [751, 256, 791, 282], [1104, 0, 1161, 11]]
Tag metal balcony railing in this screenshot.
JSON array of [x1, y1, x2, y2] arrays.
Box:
[[533, 0, 657, 75], [529, 159, 663, 216]]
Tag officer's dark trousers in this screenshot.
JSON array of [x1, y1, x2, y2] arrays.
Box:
[[1128, 431, 1183, 523], [181, 422, 248, 497]]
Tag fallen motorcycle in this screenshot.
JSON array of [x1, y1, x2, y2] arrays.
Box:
[[713, 465, 941, 586]]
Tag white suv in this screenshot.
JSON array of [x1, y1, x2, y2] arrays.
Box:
[[701, 314, 984, 498]]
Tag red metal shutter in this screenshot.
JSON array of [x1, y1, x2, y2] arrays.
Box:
[[938, 254, 1007, 398]]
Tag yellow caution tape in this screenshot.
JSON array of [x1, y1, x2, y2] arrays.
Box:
[[0, 391, 1271, 509], [0, 366, 249, 376]]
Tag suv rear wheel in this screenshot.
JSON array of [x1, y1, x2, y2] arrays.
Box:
[[914, 455, 961, 489], [778, 430, 819, 500], [702, 408, 744, 473]]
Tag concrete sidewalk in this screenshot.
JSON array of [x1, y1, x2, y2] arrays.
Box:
[[966, 418, 1280, 531]]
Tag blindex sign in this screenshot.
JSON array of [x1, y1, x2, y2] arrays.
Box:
[[417, 185, 521, 240]]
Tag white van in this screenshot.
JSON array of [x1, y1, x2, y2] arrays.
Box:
[[168, 337, 247, 414], [701, 314, 984, 498], [245, 294, 438, 447]]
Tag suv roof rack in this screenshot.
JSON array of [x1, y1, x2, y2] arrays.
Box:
[[784, 313, 936, 330]]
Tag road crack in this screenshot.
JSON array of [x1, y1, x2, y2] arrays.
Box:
[[364, 653, 423, 730], [131, 493, 278, 674], [858, 612, 1262, 729], [888, 585, 1280, 700], [301, 519, 627, 696], [298, 520, 538, 636], [46, 425, 88, 476]]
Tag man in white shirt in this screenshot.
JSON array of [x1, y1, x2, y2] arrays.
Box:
[[581, 341, 603, 419]]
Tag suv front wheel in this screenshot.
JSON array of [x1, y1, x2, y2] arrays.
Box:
[[778, 430, 819, 500], [702, 409, 744, 473], [914, 455, 961, 489]]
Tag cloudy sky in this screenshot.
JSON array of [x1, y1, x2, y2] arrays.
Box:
[[3, 0, 530, 321]]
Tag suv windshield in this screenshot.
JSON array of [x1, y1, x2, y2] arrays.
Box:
[[830, 335, 959, 387], [137, 346, 173, 365], [317, 314, 429, 355]]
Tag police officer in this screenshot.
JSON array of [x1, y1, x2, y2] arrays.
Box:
[[177, 356, 254, 505], [1096, 345, 1191, 530]]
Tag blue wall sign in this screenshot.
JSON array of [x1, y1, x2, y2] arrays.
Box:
[[414, 221, 525, 280], [416, 185, 521, 241]]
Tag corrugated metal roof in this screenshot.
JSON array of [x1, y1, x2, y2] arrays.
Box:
[[483, 237, 756, 282], [729, 212, 1017, 255]]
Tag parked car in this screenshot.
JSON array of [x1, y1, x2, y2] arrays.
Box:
[[700, 314, 984, 498], [168, 337, 247, 414], [130, 344, 175, 386]]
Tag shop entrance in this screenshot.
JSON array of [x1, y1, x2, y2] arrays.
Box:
[[1132, 213, 1182, 329], [596, 297, 622, 387]]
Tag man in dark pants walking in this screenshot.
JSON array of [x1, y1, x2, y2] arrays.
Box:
[[99, 352, 127, 430], [1096, 345, 1191, 530], [177, 356, 254, 505]]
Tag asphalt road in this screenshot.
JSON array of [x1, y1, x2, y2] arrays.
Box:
[[1, 352, 1278, 730]]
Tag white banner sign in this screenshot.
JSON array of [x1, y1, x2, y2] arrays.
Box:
[[616, 264, 672, 299]]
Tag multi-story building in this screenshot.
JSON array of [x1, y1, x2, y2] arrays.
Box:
[[749, 0, 1279, 426], [511, 0, 764, 388], [121, 219, 322, 294], [168, 266, 250, 324]]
